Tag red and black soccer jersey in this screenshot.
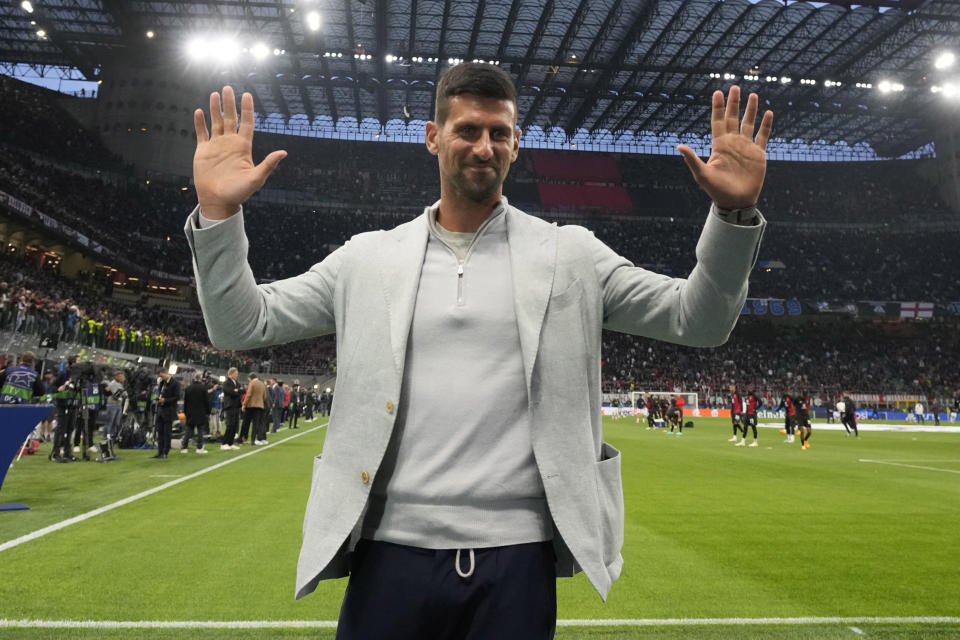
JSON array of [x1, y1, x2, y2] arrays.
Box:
[[731, 392, 742, 415], [796, 396, 812, 417], [745, 392, 760, 416], [783, 395, 796, 417]]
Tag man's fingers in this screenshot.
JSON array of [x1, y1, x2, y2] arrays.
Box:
[[755, 110, 774, 150], [741, 93, 758, 139], [209, 91, 224, 137], [710, 90, 725, 142], [253, 150, 288, 185], [222, 86, 238, 133], [239, 92, 256, 139], [724, 85, 741, 134], [194, 108, 209, 143], [677, 145, 705, 183]]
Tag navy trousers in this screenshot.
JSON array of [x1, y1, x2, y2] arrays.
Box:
[[336, 540, 557, 640]]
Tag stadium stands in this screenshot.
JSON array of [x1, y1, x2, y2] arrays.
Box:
[[0, 75, 957, 401]]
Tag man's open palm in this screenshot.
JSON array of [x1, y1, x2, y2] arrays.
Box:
[[193, 86, 286, 220], [677, 86, 773, 211]]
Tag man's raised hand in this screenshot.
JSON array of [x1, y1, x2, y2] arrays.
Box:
[[677, 86, 773, 211], [193, 86, 287, 220]]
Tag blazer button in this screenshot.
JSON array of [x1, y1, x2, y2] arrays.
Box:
[[361, 471, 370, 484], [385, 400, 395, 414]]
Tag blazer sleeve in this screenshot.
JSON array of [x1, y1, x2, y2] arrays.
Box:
[[184, 206, 346, 350], [591, 206, 765, 347]]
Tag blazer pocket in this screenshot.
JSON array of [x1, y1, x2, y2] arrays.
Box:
[[594, 442, 624, 567]]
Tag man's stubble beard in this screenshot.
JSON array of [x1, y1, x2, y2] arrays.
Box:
[[448, 166, 505, 204]]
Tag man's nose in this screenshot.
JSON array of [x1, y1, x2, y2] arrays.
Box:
[[472, 131, 494, 160]]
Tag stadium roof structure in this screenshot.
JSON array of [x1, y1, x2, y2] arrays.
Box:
[[1, 0, 959, 158]]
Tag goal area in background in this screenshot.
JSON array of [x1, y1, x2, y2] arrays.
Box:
[[628, 391, 699, 415]]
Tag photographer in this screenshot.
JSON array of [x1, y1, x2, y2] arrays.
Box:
[[102, 369, 126, 448], [208, 377, 223, 437], [151, 368, 180, 459], [181, 373, 210, 455]]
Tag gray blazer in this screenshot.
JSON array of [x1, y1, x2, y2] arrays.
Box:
[[184, 199, 764, 601]]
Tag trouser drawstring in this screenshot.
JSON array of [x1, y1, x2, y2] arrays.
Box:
[[454, 548, 475, 579]]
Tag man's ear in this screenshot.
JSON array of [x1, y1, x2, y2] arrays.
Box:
[[425, 120, 439, 156], [511, 127, 521, 162]]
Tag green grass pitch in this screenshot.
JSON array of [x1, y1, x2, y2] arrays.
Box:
[[0, 415, 958, 638]]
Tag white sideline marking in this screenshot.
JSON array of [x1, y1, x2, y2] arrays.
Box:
[[850, 627, 865, 635], [0, 422, 328, 554], [0, 616, 958, 629], [859, 459, 960, 475]]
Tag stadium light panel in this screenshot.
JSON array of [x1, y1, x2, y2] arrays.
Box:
[[21, 1, 33, 13], [306, 11, 321, 32], [935, 52, 955, 70], [36, 29, 46, 38], [146, 30, 155, 39], [251, 42, 269, 60], [215, 37, 240, 63], [187, 37, 207, 60]]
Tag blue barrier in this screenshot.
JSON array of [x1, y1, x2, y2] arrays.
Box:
[[1, 405, 53, 511]]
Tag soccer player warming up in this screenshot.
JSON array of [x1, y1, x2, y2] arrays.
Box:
[[736, 389, 762, 447], [776, 391, 797, 443], [796, 391, 812, 450], [728, 384, 744, 442], [666, 396, 683, 435]]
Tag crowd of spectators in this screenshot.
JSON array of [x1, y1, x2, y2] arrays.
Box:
[[600, 318, 960, 408], [0, 147, 194, 275], [0, 76, 120, 169], [0, 251, 336, 375], [1, 75, 957, 388]]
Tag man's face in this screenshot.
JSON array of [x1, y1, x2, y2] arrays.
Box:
[[229, 371, 238, 380], [426, 95, 520, 204]]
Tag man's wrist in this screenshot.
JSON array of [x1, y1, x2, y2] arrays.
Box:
[[198, 203, 240, 220], [713, 203, 759, 226]]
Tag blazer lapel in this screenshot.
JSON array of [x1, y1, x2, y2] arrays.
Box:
[[379, 212, 430, 375], [506, 205, 557, 398]]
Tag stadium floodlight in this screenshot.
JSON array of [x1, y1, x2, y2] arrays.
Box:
[[306, 10, 321, 32], [878, 80, 892, 93], [273, 48, 281, 56], [385, 54, 395, 62], [36, 29, 46, 38], [943, 83, 958, 98], [21, 1, 33, 13], [146, 30, 155, 39], [215, 37, 240, 63], [251, 42, 269, 60], [780, 76, 791, 83], [934, 51, 955, 70], [187, 38, 205, 59]]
